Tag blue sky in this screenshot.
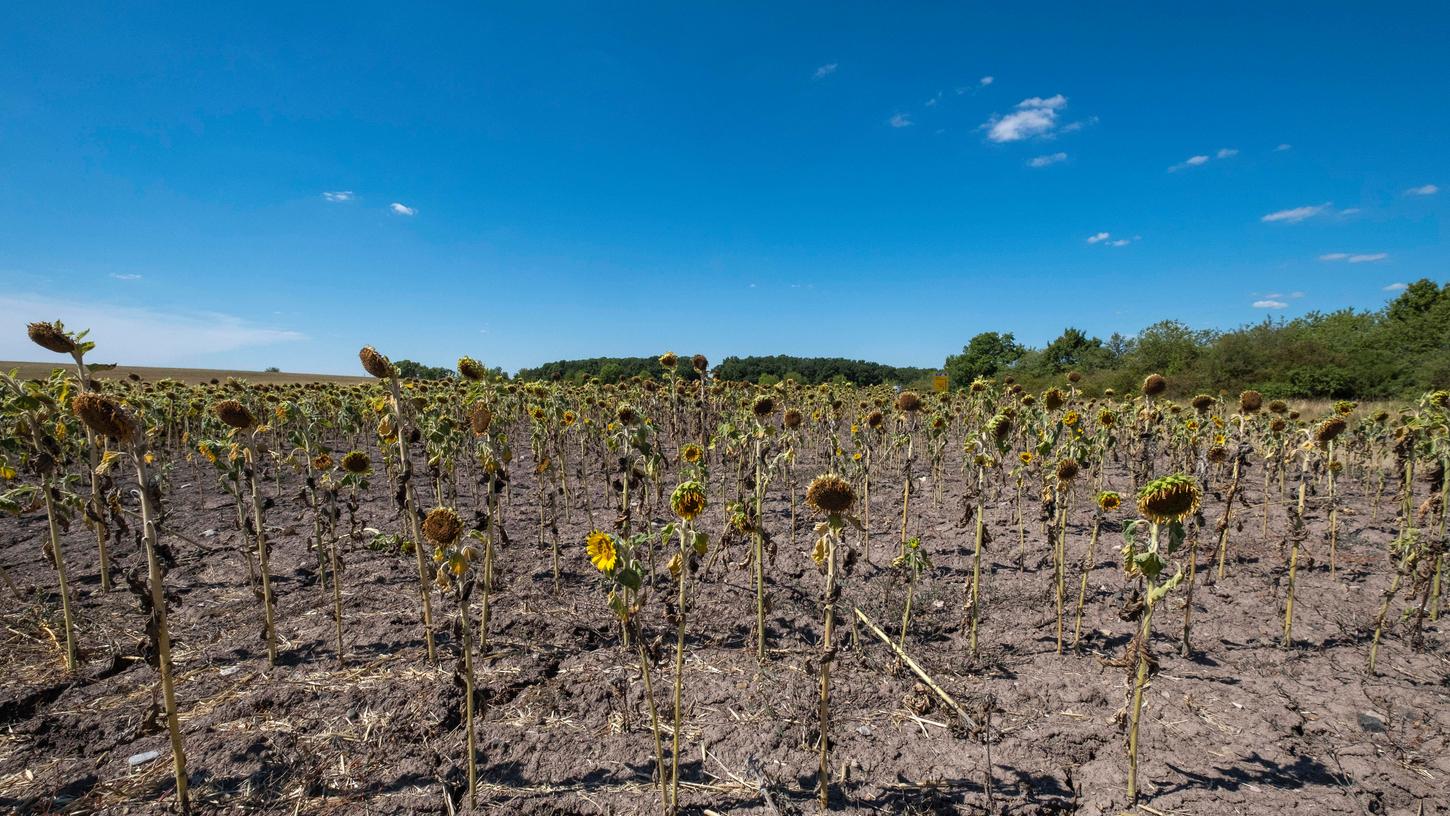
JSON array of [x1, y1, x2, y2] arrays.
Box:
[[1, 3, 1445, 374]]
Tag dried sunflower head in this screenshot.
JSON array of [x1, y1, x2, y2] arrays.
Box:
[[1315, 417, 1347, 446], [71, 393, 135, 443], [422, 507, 463, 545], [458, 356, 487, 381], [214, 399, 255, 430], [1136, 474, 1201, 524], [670, 480, 708, 521], [1239, 390, 1263, 414], [359, 346, 394, 379], [1141, 374, 1167, 398], [896, 391, 923, 414], [341, 450, 371, 474], [27, 321, 75, 354], [806, 474, 856, 516]]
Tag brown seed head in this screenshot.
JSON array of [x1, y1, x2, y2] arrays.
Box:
[[214, 399, 255, 429], [806, 474, 856, 516], [359, 346, 394, 379], [27, 321, 76, 354], [1141, 374, 1167, 398], [422, 507, 463, 545], [71, 392, 134, 443]]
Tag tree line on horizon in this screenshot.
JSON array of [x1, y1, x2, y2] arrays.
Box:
[[396, 278, 1446, 399]]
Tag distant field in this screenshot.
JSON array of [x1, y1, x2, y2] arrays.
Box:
[[0, 360, 370, 385]]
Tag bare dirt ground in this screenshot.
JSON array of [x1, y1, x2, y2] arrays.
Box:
[[2, 434, 1447, 815]]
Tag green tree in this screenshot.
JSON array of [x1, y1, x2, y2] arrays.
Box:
[[944, 331, 1023, 388]]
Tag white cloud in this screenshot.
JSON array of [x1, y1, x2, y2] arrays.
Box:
[[1253, 299, 1288, 309], [0, 293, 305, 364], [985, 95, 1067, 142], [813, 63, 838, 80], [1275, 144, 1292, 152], [1340, 207, 1361, 215], [924, 97, 938, 107], [1217, 148, 1238, 159], [390, 202, 417, 216], [1028, 152, 1068, 168], [980, 76, 994, 86], [1320, 252, 1388, 263], [888, 113, 913, 128], [1261, 202, 1331, 223], [1384, 282, 1408, 292], [1406, 184, 1439, 196], [1086, 232, 1111, 244], [1169, 155, 1211, 172], [322, 191, 354, 202], [109, 273, 143, 281], [1108, 239, 1133, 247]]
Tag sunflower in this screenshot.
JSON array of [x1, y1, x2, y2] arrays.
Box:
[[1141, 374, 1167, 398], [561, 410, 577, 427], [341, 450, 371, 474], [805, 474, 856, 515], [681, 442, 704, 464], [1136, 475, 1201, 524], [214, 400, 255, 430], [1062, 410, 1080, 427], [311, 453, 334, 471], [423, 507, 464, 545], [670, 481, 708, 521], [1018, 451, 1035, 465], [28, 321, 76, 354], [1097, 491, 1122, 512], [359, 345, 394, 378], [71, 393, 135, 443], [586, 530, 618, 572]]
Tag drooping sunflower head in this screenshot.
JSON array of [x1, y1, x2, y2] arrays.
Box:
[[691, 354, 709, 373], [896, 391, 923, 414], [659, 351, 679, 370], [1191, 394, 1214, 413], [341, 450, 371, 474], [930, 415, 947, 431], [1066, 370, 1082, 384], [1333, 400, 1356, 417], [670, 480, 708, 521], [586, 530, 618, 572], [1043, 388, 1066, 411], [1207, 444, 1229, 464], [311, 453, 334, 471], [1270, 417, 1288, 434], [805, 474, 856, 516], [1268, 399, 1289, 415], [1055, 458, 1081, 484], [1315, 417, 1348, 446], [422, 507, 464, 545], [27, 321, 75, 354], [1097, 407, 1117, 427], [458, 356, 487, 381], [752, 395, 776, 420], [616, 404, 641, 427], [1141, 374, 1168, 398], [783, 408, 803, 429], [214, 399, 255, 430], [359, 346, 394, 379], [71, 393, 135, 443], [969, 378, 990, 394], [987, 413, 1012, 441], [1136, 474, 1202, 524], [866, 409, 885, 431], [468, 402, 493, 435], [1239, 390, 1264, 414], [1097, 491, 1122, 513], [1429, 390, 1450, 409], [681, 442, 704, 464]]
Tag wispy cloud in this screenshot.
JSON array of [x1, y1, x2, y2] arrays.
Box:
[[322, 191, 354, 202], [1169, 148, 1236, 172], [812, 63, 838, 80], [390, 202, 417, 216], [1275, 144, 1292, 152], [1087, 232, 1138, 247], [1169, 155, 1210, 172], [1253, 299, 1288, 309], [0, 293, 305, 365], [1384, 282, 1408, 292], [1405, 183, 1439, 196], [109, 273, 143, 281], [979, 76, 994, 86], [888, 113, 913, 128], [984, 94, 1067, 142], [1321, 252, 1388, 263], [1028, 152, 1068, 168], [1261, 202, 1331, 223]]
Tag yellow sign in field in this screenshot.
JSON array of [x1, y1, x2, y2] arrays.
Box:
[[932, 375, 948, 392]]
